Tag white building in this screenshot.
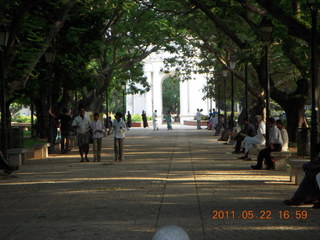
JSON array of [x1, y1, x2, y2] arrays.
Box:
[[126, 51, 215, 123]]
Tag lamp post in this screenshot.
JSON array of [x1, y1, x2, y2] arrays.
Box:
[[241, 44, 250, 119], [229, 57, 236, 122], [0, 24, 9, 156], [216, 73, 222, 116], [208, 82, 213, 112], [222, 67, 228, 127], [259, 16, 273, 146], [106, 88, 109, 128], [122, 84, 126, 116], [45, 47, 55, 111], [308, 0, 319, 161], [45, 47, 55, 152]]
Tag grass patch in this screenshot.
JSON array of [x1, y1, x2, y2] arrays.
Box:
[[23, 138, 47, 149]]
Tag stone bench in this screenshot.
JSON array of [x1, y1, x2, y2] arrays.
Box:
[[32, 143, 50, 159], [248, 145, 292, 171], [248, 144, 265, 156], [271, 151, 292, 171], [7, 148, 28, 166]]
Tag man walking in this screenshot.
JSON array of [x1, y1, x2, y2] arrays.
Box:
[[72, 107, 91, 162], [91, 113, 105, 162], [152, 110, 159, 131], [59, 107, 72, 154], [196, 109, 202, 129], [113, 112, 126, 161]]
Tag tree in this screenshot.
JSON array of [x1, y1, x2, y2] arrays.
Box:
[[162, 77, 180, 114]]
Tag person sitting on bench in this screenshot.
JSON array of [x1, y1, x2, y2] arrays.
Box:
[[251, 117, 283, 170], [0, 151, 19, 175], [239, 115, 266, 160], [276, 119, 289, 151], [232, 118, 256, 153], [284, 154, 320, 208]]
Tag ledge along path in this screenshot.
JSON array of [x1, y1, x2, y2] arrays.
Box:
[[0, 125, 319, 240]]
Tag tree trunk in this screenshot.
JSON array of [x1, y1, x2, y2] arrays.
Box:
[[282, 99, 307, 143]]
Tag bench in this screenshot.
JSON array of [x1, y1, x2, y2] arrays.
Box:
[[248, 144, 265, 156], [7, 148, 28, 166], [271, 151, 292, 171], [32, 143, 50, 159], [248, 145, 292, 171]]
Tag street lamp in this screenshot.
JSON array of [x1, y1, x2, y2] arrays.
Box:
[[259, 15, 273, 146], [208, 82, 213, 112], [45, 47, 55, 111], [122, 83, 126, 116], [45, 47, 55, 153], [308, 0, 319, 161], [215, 73, 222, 116], [0, 24, 9, 156], [241, 43, 250, 119], [229, 56, 236, 123], [222, 67, 228, 127]]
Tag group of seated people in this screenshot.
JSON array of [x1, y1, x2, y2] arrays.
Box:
[[216, 115, 320, 208], [216, 114, 289, 170]]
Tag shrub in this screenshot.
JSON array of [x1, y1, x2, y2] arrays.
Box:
[[131, 114, 152, 121], [131, 114, 142, 122], [12, 115, 32, 123]]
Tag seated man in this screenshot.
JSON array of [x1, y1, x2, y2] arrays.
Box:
[[251, 117, 283, 170], [284, 156, 320, 207], [213, 114, 222, 136], [276, 119, 289, 151], [232, 118, 256, 153], [224, 122, 241, 145], [0, 150, 19, 175], [239, 115, 266, 160], [207, 115, 214, 130], [218, 116, 235, 141]]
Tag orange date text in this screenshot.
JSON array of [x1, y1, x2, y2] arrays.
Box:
[[212, 210, 308, 220]]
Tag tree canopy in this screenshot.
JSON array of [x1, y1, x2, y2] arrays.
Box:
[[1, 0, 319, 141]]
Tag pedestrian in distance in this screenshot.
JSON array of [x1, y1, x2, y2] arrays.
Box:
[[59, 107, 72, 154], [152, 110, 159, 131], [72, 107, 91, 162], [196, 108, 202, 129], [165, 111, 173, 130], [113, 112, 126, 161], [127, 111, 132, 130], [90, 113, 105, 162], [48, 109, 59, 154], [142, 110, 148, 128]]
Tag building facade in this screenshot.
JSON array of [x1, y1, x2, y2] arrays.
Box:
[[126, 52, 215, 123]]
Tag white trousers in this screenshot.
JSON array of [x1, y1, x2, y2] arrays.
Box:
[[243, 136, 265, 153]]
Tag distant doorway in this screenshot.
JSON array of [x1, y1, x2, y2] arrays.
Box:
[[162, 77, 180, 117]]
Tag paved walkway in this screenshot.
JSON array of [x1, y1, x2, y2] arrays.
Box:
[[0, 125, 319, 240]]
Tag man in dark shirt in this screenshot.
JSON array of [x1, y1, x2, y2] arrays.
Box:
[[232, 118, 256, 154], [59, 107, 72, 153]]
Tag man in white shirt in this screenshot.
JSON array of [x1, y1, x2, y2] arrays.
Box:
[[276, 119, 289, 151], [113, 112, 126, 161], [251, 117, 283, 170], [152, 110, 159, 131], [196, 109, 202, 129], [72, 108, 91, 162], [239, 115, 266, 160], [90, 113, 105, 162]]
